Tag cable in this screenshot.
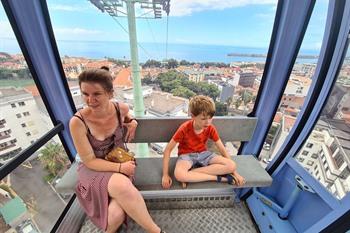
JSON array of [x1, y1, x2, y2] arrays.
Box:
[[165, 13, 169, 61], [146, 17, 161, 60], [111, 16, 155, 60]]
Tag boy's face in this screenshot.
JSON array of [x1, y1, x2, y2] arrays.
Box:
[[192, 113, 213, 129]]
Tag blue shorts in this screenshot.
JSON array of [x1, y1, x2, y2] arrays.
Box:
[[177, 151, 217, 167]]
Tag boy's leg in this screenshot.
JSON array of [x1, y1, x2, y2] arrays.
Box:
[[191, 153, 235, 176], [174, 159, 217, 183], [192, 155, 246, 185]]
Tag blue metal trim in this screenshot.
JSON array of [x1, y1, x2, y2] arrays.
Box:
[[286, 159, 340, 209], [307, 194, 350, 233], [4, 0, 77, 157], [262, 0, 350, 231], [267, 0, 347, 176], [239, 0, 316, 199], [240, 0, 316, 157]]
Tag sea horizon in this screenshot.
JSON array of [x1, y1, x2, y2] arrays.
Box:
[[0, 38, 319, 64]]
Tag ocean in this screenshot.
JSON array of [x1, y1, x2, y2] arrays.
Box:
[[1, 38, 319, 64]]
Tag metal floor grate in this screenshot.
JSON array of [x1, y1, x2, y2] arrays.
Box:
[[79, 196, 258, 233]]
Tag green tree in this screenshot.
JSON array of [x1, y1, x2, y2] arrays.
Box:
[[106, 57, 129, 67], [142, 59, 162, 68], [161, 79, 181, 92], [172, 86, 196, 99], [179, 60, 191, 66], [226, 97, 233, 107], [235, 99, 242, 109], [198, 83, 220, 100], [242, 90, 253, 105], [39, 143, 69, 183], [215, 102, 228, 116], [142, 76, 154, 85], [165, 58, 179, 69]]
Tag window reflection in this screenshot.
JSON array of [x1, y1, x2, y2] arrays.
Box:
[[0, 137, 71, 232]]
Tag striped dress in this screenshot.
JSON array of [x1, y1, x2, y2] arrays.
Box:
[[74, 103, 126, 230]]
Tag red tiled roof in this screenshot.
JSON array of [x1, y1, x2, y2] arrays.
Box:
[[273, 112, 283, 123], [113, 68, 133, 88], [24, 85, 40, 97], [284, 115, 296, 131]]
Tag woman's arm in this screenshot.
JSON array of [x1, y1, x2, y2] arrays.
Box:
[[119, 102, 138, 142], [69, 116, 124, 173]]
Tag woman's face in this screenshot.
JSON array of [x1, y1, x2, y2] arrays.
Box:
[[80, 82, 112, 110]]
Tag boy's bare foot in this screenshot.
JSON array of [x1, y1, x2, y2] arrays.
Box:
[[231, 173, 245, 186]]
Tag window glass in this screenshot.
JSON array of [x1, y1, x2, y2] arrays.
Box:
[[259, 0, 328, 166], [294, 43, 350, 199], [47, 0, 276, 156], [0, 3, 55, 165], [0, 138, 71, 232]]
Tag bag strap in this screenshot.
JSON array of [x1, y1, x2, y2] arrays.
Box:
[[114, 102, 129, 150]]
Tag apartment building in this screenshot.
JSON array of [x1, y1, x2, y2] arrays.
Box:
[[0, 87, 51, 163]]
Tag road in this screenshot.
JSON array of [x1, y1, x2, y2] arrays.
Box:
[[10, 158, 66, 233]]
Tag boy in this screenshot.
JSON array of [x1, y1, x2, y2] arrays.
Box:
[[162, 95, 245, 189]]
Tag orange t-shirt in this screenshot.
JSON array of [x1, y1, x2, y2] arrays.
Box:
[[172, 120, 219, 156]]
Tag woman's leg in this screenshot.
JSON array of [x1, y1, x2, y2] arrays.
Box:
[[106, 199, 125, 233], [107, 173, 161, 233]]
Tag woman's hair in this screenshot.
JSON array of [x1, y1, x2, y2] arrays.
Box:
[[189, 95, 215, 117], [78, 69, 114, 93]]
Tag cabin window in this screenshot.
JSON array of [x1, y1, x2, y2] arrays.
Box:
[[47, 0, 276, 157], [294, 44, 350, 200], [0, 3, 72, 232], [258, 0, 328, 167]]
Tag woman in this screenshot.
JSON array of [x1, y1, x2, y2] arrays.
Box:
[[69, 69, 164, 233]]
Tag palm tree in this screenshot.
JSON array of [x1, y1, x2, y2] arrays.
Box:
[[39, 143, 69, 183]]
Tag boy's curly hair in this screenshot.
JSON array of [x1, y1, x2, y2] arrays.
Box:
[[189, 95, 215, 117]]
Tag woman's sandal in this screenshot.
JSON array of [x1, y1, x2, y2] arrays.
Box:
[[217, 174, 238, 185]]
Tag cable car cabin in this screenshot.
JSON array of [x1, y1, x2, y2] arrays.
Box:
[[0, 1, 350, 233]]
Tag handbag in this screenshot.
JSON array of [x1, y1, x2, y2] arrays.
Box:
[[105, 147, 135, 163]]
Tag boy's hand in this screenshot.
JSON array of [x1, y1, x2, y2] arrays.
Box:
[[162, 174, 173, 189]]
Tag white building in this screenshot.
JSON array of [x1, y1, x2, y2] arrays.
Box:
[[272, 116, 350, 199], [0, 87, 51, 163]]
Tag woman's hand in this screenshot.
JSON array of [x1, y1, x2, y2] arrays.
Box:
[[124, 119, 138, 142], [119, 160, 136, 176]]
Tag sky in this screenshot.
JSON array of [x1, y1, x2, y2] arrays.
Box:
[[0, 0, 328, 50]]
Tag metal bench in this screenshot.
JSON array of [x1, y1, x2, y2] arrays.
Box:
[[56, 117, 271, 195], [55, 116, 272, 232]]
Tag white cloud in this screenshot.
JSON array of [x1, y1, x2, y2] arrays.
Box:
[[0, 20, 15, 38], [256, 13, 274, 19], [52, 27, 129, 42], [55, 27, 102, 35], [53, 27, 104, 40], [49, 4, 92, 12], [170, 0, 277, 16]]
